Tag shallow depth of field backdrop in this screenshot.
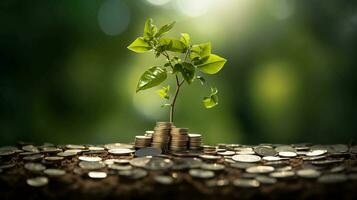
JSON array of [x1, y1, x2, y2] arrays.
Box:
[[1, 0, 356, 145]]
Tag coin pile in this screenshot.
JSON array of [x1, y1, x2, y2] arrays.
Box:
[[170, 127, 189, 152], [202, 145, 217, 154], [134, 135, 152, 148], [151, 122, 173, 152], [188, 133, 202, 150]]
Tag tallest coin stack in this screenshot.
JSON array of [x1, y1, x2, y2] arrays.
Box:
[[151, 122, 173, 153]]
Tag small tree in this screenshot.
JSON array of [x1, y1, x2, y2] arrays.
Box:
[[128, 19, 227, 123]]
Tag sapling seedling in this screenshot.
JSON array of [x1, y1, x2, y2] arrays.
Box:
[[128, 18, 227, 123]]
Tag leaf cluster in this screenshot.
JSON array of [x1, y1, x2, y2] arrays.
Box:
[[127, 18, 227, 108]]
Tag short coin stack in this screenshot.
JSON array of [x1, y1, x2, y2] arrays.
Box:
[[134, 135, 152, 149], [169, 127, 189, 152], [202, 145, 217, 154], [151, 122, 173, 152], [188, 133, 202, 150]]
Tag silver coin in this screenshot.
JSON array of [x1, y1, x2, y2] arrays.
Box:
[[135, 147, 161, 157], [278, 151, 297, 158], [306, 150, 327, 157], [78, 161, 105, 170], [66, 144, 85, 149], [0, 150, 16, 156], [246, 166, 275, 174], [78, 156, 102, 162], [88, 146, 105, 151], [255, 176, 277, 184], [45, 156, 64, 162], [144, 157, 173, 170], [232, 155, 261, 163], [105, 143, 133, 150], [269, 170, 295, 178], [57, 151, 77, 157], [154, 175, 174, 185], [88, 171, 107, 179], [275, 145, 295, 152], [317, 174, 347, 183], [108, 148, 135, 155], [104, 159, 130, 165], [24, 163, 46, 172], [330, 165, 345, 173], [296, 169, 321, 178], [189, 169, 215, 179], [23, 154, 44, 161], [44, 169, 66, 177], [22, 145, 39, 152], [233, 179, 260, 187], [201, 163, 225, 171], [130, 157, 151, 168], [262, 156, 286, 161], [217, 151, 235, 156], [254, 146, 277, 157], [27, 176, 48, 187], [108, 164, 132, 171]]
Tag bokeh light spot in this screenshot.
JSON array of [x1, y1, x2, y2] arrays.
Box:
[[176, 0, 213, 17], [146, 0, 172, 6], [98, 0, 130, 36]]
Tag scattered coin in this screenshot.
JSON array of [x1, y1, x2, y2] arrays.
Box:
[[246, 166, 275, 174], [44, 169, 66, 177], [22, 145, 39, 152], [233, 179, 260, 188], [306, 150, 327, 157], [278, 151, 297, 158], [231, 162, 257, 169], [57, 151, 77, 157], [275, 145, 295, 153], [217, 151, 235, 156], [189, 169, 215, 179], [130, 157, 151, 168], [255, 176, 277, 184], [154, 175, 175, 185], [27, 177, 49, 187], [269, 170, 295, 178], [79, 161, 105, 170], [199, 154, 221, 160], [105, 143, 133, 150], [262, 156, 286, 161], [317, 174, 347, 183], [88, 171, 107, 179], [232, 155, 261, 163], [0, 163, 16, 170], [144, 157, 173, 170], [24, 163, 46, 172], [118, 169, 148, 179], [254, 146, 277, 157], [296, 169, 321, 178], [108, 164, 132, 171], [88, 146, 105, 151], [78, 156, 102, 162], [66, 144, 85, 149], [45, 156, 64, 162], [23, 154, 44, 161], [201, 163, 225, 171], [108, 148, 135, 155]]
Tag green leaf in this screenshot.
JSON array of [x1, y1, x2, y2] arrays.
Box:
[[181, 62, 195, 84], [203, 87, 219, 108], [173, 63, 182, 74], [156, 85, 170, 100], [136, 66, 167, 92], [196, 76, 206, 86], [159, 38, 186, 53], [143, 18, 153, 38], [190, 43, 211, 60], [180, 33, 190, 47], [196, 54, 226, 74], [128, 37, 152, 53], [156, 21, 176, 38]]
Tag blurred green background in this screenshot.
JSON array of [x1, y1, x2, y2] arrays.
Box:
[[1, 0, 356, 145]]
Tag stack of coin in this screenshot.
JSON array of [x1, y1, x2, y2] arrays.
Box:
[[134, 135, 152, 148], [151, 122, 173, 152], [170, 127, 189, 151], [188, 133, 202, 150], [202, 145, 217, 154]]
